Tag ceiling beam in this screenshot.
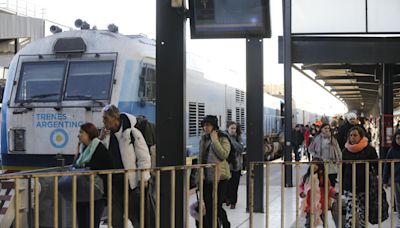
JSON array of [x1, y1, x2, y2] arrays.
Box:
[[279, 36, 400, 64], [315, 75, 375, 80], [324, 82, 378, 86], [315, 76, 379, 83], [302, 64, 377, 72], [332, 88, 378, 92]]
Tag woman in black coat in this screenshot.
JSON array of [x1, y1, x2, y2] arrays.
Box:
[[75, 123, 114, 228], [342, 126, 377, 228]]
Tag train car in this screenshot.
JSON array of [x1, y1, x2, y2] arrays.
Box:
[[2, 29, 146, 169], [2, 25, 318, 169], [0, 27, 257, 169]]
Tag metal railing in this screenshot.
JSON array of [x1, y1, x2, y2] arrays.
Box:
[[0, 163, 221, 228], [248, 159, 400, 228], [0, 0, 45, 18], [3, 159, 399, 227]]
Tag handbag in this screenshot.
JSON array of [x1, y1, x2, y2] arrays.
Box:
[[368, 166, 389, 224], [58, 168, 104, 202]]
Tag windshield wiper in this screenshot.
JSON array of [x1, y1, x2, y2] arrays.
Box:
[[30, 93, 59, 99], [67, 95, 93, 100], [67, 95, 104, 106], [23, 93, 59, 102]]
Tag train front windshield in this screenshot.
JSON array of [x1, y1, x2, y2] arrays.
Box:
[[64, 61, 114, 100], [16, 62, 66, 102], [15, 60, 114, 103]]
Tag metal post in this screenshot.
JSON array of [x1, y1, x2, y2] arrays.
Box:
[[246, 38, 264, 212], [156, 1, 186, 227], [380, 64, 393, 159], [282, 0, 293, 187]]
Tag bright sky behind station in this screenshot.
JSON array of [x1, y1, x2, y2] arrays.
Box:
[[31, 0, 347, 116]]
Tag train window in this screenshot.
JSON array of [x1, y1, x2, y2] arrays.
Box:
[[198, 103, 205, 135], [138, 65, 156, 101], [189, 102, 197, 137], [64, 61, 114, 100], [16, 62, 66, 102], [226, 109, 232, 121]]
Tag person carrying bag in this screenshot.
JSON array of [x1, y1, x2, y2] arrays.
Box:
[[59, 123, 113, 228]]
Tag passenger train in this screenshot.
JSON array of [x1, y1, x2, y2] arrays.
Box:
[[1, 27, 320, 170]]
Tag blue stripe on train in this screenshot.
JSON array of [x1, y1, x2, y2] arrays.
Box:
[[118, 101, 156, 123], [1, 103, 7, 155]]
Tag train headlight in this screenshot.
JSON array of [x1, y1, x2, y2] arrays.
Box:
[[8, 128, 26, 152]]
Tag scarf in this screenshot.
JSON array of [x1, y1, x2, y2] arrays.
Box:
[[75, 138, 100, 167], [345, 137, 368, 153], [312, 134, 340, 162]]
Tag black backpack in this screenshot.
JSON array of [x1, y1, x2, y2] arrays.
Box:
[[120, 113, 135, 144]]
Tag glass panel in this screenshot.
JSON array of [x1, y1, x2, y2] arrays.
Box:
[[0, 39, 15, 54], [368, 0, 400, 32], [138, 67, 146, 98], [16, 62, 65, 102], [292, 0, 366, 33], [145, 68, 156, 100], [64, 61, 114, 100]]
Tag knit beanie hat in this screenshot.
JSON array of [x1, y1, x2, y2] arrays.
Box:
[[201, 115, 219, 130], [346, 113, 357, 122]]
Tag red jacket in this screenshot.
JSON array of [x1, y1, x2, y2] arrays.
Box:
[[304, 130, 311, 147]]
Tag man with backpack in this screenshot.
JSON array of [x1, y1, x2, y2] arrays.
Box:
[[100, 104, 151, 228]]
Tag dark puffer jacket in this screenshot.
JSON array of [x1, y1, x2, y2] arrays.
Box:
[[226, 132, 244, 172], [342, 144, 378, 193]]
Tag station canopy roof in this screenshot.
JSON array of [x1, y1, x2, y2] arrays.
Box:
[[300, 63, 400, 114]]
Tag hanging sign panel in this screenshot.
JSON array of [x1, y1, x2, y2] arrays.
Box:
[[189, 0, 271, 38]]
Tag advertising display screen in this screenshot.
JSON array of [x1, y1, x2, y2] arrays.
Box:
[[189, 0, 271, 38]]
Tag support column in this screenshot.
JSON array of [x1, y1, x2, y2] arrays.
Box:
[[380, 64, 393, 159], [156, 1, 186, 227], [246, 38, 264, 212], [283, 0, 293, 187]]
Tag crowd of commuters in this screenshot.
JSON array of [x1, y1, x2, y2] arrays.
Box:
[[67, 106, 245, 228], [68, 106, 400, 227], [295, 113, 400, 227]]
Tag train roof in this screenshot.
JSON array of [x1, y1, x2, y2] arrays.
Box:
[[15, 30, 155, 57]]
